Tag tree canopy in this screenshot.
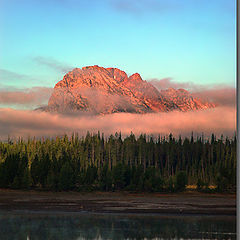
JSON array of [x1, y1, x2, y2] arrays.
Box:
[[0, 132, 236, 192]]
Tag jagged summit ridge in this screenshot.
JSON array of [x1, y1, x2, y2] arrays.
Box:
[[42, 65, 215, 114]]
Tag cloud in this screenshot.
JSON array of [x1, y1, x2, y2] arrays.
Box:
[[33, 56, 73, 74], [150, 78, 195, 90], [109, 0, 181, 14], [192, 88, 236, 107], [0, 69, 33, 83], [0, 106, 236, 141], [150, 78, 236, 107], [0, 69, 46, 86], [0, 87, 53, 108], [32, 0, 179, 14], [0, 69, 26, 80], [49, 86, 151, 114]]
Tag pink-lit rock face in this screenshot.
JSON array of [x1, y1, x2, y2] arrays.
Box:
[[160, 88, 216, 111], [45, 66, 215, 114]]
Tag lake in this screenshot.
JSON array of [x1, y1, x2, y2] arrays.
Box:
[[0, 212, 236, 240]]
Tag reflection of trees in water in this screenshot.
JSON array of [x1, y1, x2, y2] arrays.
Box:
[[0, 214, 236, 240]]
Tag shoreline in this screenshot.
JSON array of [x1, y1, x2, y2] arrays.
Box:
[[0, 189, 236, 216]]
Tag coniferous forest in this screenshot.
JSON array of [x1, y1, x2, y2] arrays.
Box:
[[0, 132, 236, 193]]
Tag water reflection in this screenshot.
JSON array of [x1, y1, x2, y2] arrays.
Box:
[[0, 212, 236, 240]]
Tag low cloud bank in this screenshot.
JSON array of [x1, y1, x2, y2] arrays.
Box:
[[0, 106, 236, 141], [0, 87, 53, 108]]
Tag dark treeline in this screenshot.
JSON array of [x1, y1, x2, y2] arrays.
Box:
[[0, 132, 236, 192]]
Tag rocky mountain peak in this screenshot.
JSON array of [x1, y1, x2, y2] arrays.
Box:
[[106, 67, 128, 83], [128, 73, 143, 83], [82, 65, 101, 70], [43, 65, 215, 114], [178, 88, 189, 93]]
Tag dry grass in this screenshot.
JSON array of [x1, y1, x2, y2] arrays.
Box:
[[186, 185, 217, 190]]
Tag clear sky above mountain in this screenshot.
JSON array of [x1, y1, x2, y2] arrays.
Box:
[[0, 0, 236, 89]]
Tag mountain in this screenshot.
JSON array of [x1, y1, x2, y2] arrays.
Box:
[[160, 88, 215, 111], [40, 65, 215, 114]]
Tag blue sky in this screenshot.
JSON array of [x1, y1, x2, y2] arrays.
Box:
[[0, 0, 236, 88]]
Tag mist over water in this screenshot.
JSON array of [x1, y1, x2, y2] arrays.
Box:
[[0, 212, 236, 240]]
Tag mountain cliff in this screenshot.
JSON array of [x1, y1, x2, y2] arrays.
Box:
[[41, 65, 215, 114]]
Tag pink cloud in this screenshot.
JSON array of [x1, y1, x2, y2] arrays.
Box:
[[192, 88, 236, 107], [0, 87, 53, 107], [149, 78, 194, 90], [0, 106, 236, 141]]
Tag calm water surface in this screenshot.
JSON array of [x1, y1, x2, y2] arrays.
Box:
[[0, 212, 236, 240]]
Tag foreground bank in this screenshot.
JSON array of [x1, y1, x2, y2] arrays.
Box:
[[0, 189, 236, 215]]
